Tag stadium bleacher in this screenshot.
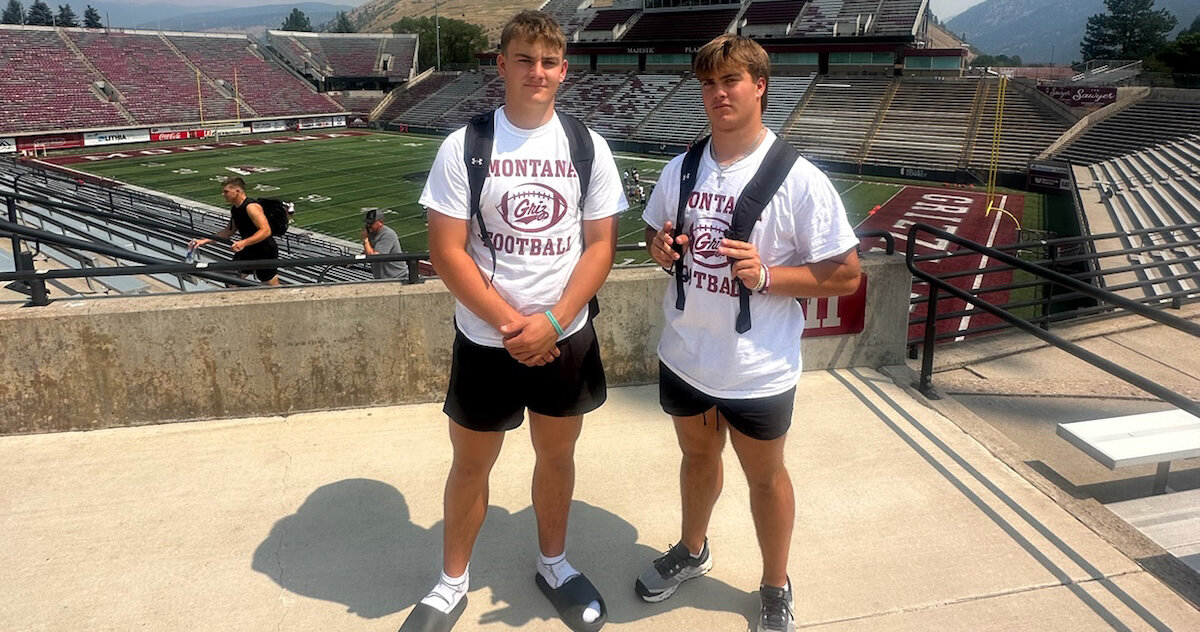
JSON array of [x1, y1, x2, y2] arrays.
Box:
[[555, 72, 631, 121], [783, 75, 892, 163], [586, 73, 682, 139], [167, 34, 342, 119], [267, 31, 417, 81], [331, 92, 386, 117], [433, 71, 506, 128], [968, 79, 1071, 173], [620, 8, 739, 42], [1056, 97, 1200, 165], [763, 73, 815, 133], [1077, 135, 1200, 302], [379, 73, 459, 125], [864, 79, 979, 171], [68, 30, 240, 125], [0, 27, 131, 133], [396, 72, 492, 127], [632, 76, 707, 145]]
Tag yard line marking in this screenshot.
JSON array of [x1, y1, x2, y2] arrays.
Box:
[[954, 194, 1007, 342]]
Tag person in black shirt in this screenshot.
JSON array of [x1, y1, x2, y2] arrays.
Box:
[[190, 177, 280, 285]]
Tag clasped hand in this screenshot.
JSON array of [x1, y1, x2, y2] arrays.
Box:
[[500, 313, 561, 367]]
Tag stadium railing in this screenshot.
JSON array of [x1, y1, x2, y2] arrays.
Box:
[[905, 222, 1200, 404], [905, 222, 1200, 353]]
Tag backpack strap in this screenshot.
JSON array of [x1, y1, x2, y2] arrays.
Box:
[[673, 136, 710, 311], [464, 111, 496, 281], [726, 137, 800, 333], [558, 109, 601, 320]]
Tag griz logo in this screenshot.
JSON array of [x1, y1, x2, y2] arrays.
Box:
[[496, 183, 569, 233], [689, 217, 731, 269]]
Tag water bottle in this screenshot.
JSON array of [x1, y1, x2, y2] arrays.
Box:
[[185, 246, 196, 264]]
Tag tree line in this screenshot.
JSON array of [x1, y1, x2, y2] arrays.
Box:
[[280, 7, 356, 33], [2, 0, 101, 27]]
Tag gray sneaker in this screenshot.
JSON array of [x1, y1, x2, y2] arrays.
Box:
[[757, 580, 795, 632], [634, 540, 712, 602]]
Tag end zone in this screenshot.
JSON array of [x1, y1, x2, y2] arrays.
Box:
[[858, 185, 1026, 340]]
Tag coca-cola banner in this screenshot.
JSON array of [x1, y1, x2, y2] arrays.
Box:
[[1037, 85, 1117, 107], [149, 127, 214, 141]]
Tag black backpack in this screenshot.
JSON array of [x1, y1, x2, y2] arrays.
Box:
[[464, 109, 600, 318], [672, 135, 800, 333], [258, 198, 293, 236]]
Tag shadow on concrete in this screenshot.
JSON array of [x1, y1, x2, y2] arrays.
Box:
[[252, 478, 754, 628]]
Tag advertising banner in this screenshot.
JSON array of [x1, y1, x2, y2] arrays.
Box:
[[16, 133, 85, 150], [0, 137, 15, 154], [801, 275, 868, 338], [1037, 85, 1117, 107], [84, 129, 151, 147], [298, 117, 334, 130], [149, 127, 213, 141], [251, 120, 287, 133]]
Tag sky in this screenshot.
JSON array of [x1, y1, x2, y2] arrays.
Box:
[[929, 0, 988, 20]]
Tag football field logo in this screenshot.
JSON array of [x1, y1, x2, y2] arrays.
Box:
[[496, 183, 569, 233], [689, 217, 730, 269]]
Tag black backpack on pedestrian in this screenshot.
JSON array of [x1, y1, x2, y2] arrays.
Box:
[[257, 198, 293, 236], [464, 109, 600, 318], [672, 135, 800, 333]]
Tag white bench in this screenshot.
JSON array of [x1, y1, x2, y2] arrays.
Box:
[[1057, 409, 1200, 494]]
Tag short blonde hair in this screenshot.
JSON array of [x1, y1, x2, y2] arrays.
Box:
[[693, 34, 771, 113], [500, 10, 566, 55]]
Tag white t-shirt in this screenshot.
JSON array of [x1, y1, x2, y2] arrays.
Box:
[[421, 107, 628, 347], [642, 130, 859, 399]]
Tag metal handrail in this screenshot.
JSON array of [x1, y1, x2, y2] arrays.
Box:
[[906, 222, 1200, 419]]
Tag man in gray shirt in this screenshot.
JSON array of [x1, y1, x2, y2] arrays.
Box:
[[363, 208, 405, 279]]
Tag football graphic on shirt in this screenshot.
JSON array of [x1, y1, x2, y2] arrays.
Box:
[[496, 183, 569, 233], [689, 216, 730, 269]]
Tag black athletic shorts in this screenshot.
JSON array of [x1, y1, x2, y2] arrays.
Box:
[[658, 362, 795, 441], [233, 238, 279, 282], [443, 321, 607, 432]]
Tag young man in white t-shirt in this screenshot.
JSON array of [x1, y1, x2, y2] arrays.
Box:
[[400, 10, 626, 632], [636, 35, 861, 632]]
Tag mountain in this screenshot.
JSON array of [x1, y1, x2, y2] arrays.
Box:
[[946, 0, 1199, 64], [133, 3, 353, 33], [347, 0, 540, 39]]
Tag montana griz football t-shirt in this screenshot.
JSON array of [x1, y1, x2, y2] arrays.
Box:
[[421, 107, 627, 347]]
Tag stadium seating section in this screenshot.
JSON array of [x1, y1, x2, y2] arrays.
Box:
[[0, 27, 342, 134], [783, 76, 892, 163], [167, 35, 342, 118], [967, 80, 1070, 173], [583, 9, 640, 32], [1056, 98, 1200, 165], [378, 73, 459, 125], [587, 74, 682, 139], [0, 28, 130, 132], [742, 0, 807, 26], [1076, 135, 1200, 301], [621, 9, 739, 42], [864, 79, 979, 170], [267, 32, 417, 80]]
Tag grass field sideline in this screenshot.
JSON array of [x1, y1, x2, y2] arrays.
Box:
[[72, 131, 926, 253]]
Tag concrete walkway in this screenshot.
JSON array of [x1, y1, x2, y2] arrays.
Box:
[[3, 368, 1199, 631]]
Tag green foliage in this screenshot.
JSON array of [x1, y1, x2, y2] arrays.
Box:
[[328, 10, 354, 33], [1081, 0, 1177, 60], [55, 3, 77, 27], [281, 7, 311, 32], [82, 3, 100, 28], [1156, 30, 1200, 73], [969, 53, 1023, 67], [1, 0, 24, 24], [391, 15, 488, 71], [24, 0, 51, 25]]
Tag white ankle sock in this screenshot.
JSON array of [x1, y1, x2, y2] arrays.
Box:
[[538, 551, 601, 624], [420, 567, 468, 614]]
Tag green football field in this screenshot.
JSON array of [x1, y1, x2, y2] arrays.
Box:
[[71, 131, 901, 252]]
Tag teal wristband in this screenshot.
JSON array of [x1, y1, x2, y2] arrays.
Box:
[[545, 310, 565, 336]]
